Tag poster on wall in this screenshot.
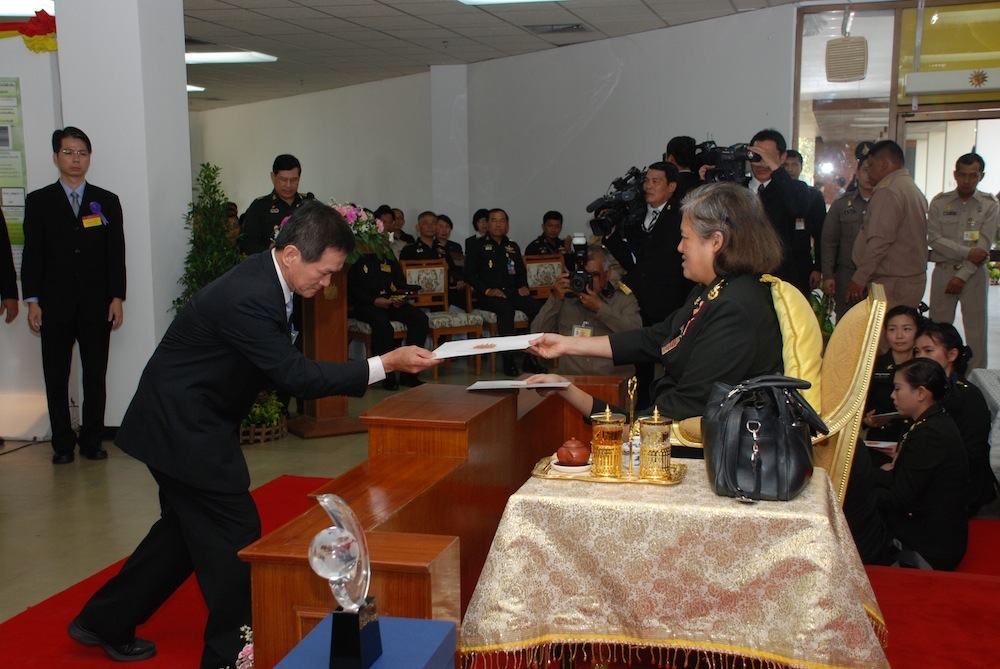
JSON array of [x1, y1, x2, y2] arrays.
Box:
[[0, 76, 27, 272]]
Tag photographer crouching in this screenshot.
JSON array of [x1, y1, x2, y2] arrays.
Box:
[[530, 241, 642, 376]]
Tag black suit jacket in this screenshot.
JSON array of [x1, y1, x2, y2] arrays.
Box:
[[116, 252, 370, 493], [621, 203, 694, 325], [748, 169, 808, 290], [0, 209, 17, 301], [21, 181, 126, 323]]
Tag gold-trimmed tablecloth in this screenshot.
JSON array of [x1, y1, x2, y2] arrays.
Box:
[[460, 459, 888, 669]]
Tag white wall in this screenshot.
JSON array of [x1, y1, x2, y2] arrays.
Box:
[[0, 40, 61, 439], [192, 5, 796, 247], [190, 73, 432, 221]]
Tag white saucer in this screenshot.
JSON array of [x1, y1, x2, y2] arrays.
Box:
[[550, 460, 592, 475]]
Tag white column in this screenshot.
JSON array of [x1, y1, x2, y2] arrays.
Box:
[[430, 66, 471, 237], [55, 0, 190, 426]]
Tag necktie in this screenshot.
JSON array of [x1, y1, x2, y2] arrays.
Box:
[[646, 209, 659, 232], [285, 299, 293, 323], [757, 183, 765, 196], [70, 192, 80, 217]]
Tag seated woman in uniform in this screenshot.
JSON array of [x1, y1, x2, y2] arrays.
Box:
[[863, 305, 923, 464], [914, 321, 997, 516], [874, 357, 968, 570], [527, 181, 784, 421]]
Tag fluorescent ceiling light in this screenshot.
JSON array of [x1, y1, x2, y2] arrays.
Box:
[[187, 85, 206, 93], [458, 0, 564, 5], [185, 51, 277, 65], [2, 1, 54, 16]]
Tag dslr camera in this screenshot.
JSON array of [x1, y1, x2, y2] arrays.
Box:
[[568, 233, 591, 293], [695, 141, 761, 183], [585, 166, 647, 237]]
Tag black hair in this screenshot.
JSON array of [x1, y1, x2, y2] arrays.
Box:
[[488, 208, 508, 220], [785, 149, 804, 162], [272, 154, 301, 174], [373, 204, 394, 219], [917, 320, 972, 377], [417, 210, 437, 221], [666, 136, 696, 169], [472, 208, 489, 225], [542, 210, 563, 223], [646, 161, 680, 183], [894, 358, 948, 401], [437, 214, 453, 229], [956, 152, 985, 173], [884, 304, 923, 329], [870, 140, 905, 166], [274, 200, 355, 262], [750, 128, 787, 154], [52, 126, 91, 153]]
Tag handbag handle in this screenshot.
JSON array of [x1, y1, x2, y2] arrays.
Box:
[[731, 375, 811, 392]]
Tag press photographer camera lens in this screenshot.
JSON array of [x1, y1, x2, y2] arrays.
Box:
[[568, 233, 591, 293]]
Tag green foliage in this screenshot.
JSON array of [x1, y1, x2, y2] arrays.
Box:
[[242, 391, 284, 428], [172, 163, 241, 312]]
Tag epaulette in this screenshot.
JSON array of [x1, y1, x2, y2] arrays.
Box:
[[616, 281, 632, 295], [956, 379, 968, 389]]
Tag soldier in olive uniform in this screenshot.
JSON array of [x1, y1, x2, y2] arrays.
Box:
[[465, 208, 543, 376], [822, 156, 874, 321], [928, 153, 998, 370], [240, 154, 307, 256], [348, 252, 428, 390]]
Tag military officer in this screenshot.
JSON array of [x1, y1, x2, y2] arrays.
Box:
[[465, 208, 543, 376], [347, 249, 428, 390], [399, 210, 466, 308], [928, 152, 998, 369], [240, 154, 307, 256], [822, 156, 874, 321], [530, 245, 641, 376]]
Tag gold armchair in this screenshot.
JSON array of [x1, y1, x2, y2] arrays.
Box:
[[668, 283, 886, 507]]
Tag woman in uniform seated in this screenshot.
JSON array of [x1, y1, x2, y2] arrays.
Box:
[[527, 181, 784, 421], [874, 357, 968, 570]]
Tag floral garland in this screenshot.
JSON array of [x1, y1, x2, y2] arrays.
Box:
[[0, 10, 57, 54], [330, 200, 394, 264]]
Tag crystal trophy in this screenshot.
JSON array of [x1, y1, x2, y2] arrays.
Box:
[[308, 494, 382, 669]]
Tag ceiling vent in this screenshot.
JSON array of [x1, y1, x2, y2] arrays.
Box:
[[825, 9, 867, 82], [525, 24, 589, 35]]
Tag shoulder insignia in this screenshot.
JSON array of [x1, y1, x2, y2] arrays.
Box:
[[956, 379, 969, 388], [616, 281, 632, 295]]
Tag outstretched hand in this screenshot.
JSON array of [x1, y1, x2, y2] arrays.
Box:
[[527, 333, 570, 360], [381, 346, 441, 374]]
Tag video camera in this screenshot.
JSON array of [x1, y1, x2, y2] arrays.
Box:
[[585, 166, 647, 237], [695, 141, 761, 183], [568, 233, 591, 293]]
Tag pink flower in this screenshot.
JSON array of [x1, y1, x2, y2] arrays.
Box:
[[376, 220, 384, 233]]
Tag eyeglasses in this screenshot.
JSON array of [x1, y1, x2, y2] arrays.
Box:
[[60, 149, 90, 157]]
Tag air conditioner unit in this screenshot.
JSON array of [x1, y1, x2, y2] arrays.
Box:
[[826, 36, 868, 83]]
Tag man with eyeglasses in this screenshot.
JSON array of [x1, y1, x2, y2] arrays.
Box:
[[21, 126, 126, 464], [531, 244, 641, 376], [239, 154, 307, 256]]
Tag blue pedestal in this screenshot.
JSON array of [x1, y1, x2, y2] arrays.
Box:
[[275, 616, 457, 669]]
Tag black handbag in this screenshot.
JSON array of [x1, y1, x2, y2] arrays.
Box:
[[701, 375, 828, 502]]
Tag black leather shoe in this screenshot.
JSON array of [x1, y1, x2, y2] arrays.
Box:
[[399, 373, 424, 387], [522, 355, 547, 374], [81, 447, 108, 461], [52, 453, 75, 465], [381, 376, 400, 391], [68, 617, 156, 662]]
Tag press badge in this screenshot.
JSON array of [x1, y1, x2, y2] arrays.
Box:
[[81, 214, 103, 228], [572, 321, 593, 337], [964, 229, 980, 243], [380, 264, 391, 273], [795, 217, 806, 231]]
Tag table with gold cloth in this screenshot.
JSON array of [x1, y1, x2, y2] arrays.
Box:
[[460, 459, 888, 669]]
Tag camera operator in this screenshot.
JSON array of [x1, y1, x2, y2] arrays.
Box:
[[665, 136, 702, 203], [531, 243, 641, 377]]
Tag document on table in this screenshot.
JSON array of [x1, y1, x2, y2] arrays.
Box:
[[432, 333, 540, 359], [467, 380, 571, 391]]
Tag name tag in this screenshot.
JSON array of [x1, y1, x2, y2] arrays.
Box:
[[795, 217, 806, 231], [380, 264, 391, 273], [572, 324, 593, 337], [82, 214, 103, 228], [661, 336, 680, 355], [964, 230, 980, 243]]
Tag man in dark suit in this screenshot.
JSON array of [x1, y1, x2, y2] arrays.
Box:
[[21, 127, 126, 464], [68, 201, 438, 668], [0, 208, 18, 324]]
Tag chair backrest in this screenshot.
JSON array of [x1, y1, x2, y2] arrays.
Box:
[[524, 254, 564, 300], [400, 258, 448, 311], [813, 283, 887, 505]]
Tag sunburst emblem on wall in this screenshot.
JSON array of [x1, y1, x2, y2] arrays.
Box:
[[969, 70, 988, 88]]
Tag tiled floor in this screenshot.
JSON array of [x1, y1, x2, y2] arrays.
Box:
[[2, 284, 998, 624]]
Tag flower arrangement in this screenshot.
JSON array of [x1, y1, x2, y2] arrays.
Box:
[[220, 625, 253, 669], [330, 200, 394, 263]]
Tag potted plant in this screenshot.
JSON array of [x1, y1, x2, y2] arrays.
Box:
[[988, 261, 1000, 286], [240, 391, 288, 444]]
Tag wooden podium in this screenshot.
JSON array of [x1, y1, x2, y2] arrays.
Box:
[[287, 271, 367, 437], [241, 378, 627, 668]]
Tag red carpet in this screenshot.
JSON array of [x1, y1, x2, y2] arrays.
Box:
[[0, 475, 329, 668]]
